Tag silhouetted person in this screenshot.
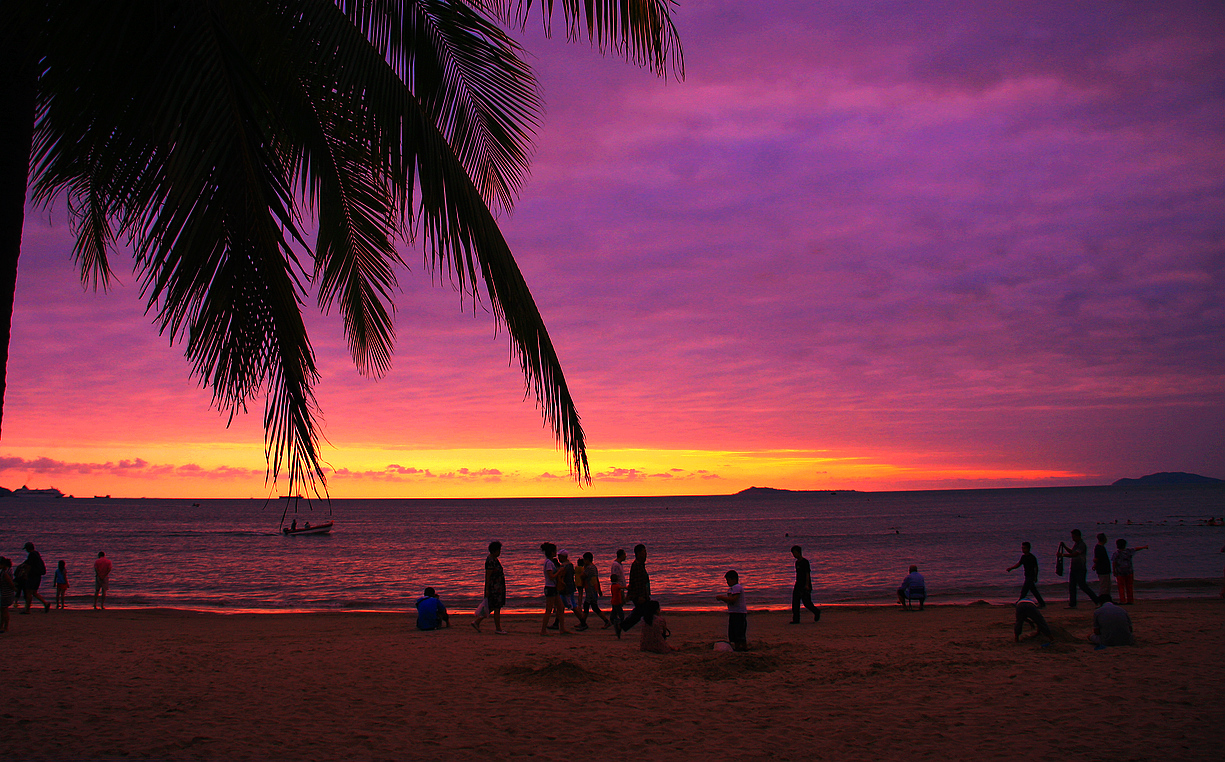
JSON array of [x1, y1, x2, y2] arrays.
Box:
[[1014, 599, 1053, 644], [615, 544, 650, 638], [415, 587, 449, 630], [94, 551, 112, 609], [789, 546, 821, 623], [0, 557, 15, 632], [716, 570, 748, 651], [1006, 542, 1045, 607], [1112, 539, 1148, 605], [896, 565, 926, 609], [21, 543, 49, 613], [1058, 529, 1099, 608], [472, 541, 507, 634], [1093, 533, 1112, 599], [1089, 595, 1134, 646]]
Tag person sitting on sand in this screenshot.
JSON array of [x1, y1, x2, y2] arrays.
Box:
[[896, 565, 926, 609], [1014, 598, 1053, 644], [415, 588, 449, 631], [1089, 595, 1134, 647], [639, 600, 673, 653]]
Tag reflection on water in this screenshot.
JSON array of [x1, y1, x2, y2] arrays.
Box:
[[0, 485, 1221, 611]]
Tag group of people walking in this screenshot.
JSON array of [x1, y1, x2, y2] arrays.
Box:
[[1006, 529, 1148, 608], [0, 543, 113, 633], [453, 542, 827, 652]]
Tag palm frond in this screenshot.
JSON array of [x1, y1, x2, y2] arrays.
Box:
[[492, 0, 684, 79]]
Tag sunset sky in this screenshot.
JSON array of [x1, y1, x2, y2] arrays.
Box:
[[2, 0, 1222, 498]]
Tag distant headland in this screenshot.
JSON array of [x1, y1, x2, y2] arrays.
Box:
[[735, 486, 855, 497], [1112, 472, 1223, 486]]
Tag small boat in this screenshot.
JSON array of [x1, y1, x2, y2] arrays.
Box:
[[273, 493, 334, 536], [282, 520, 333, 536]]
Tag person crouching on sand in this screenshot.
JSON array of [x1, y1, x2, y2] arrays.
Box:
[[1014, 598, 1053, 645], [639, 600, 673, 653]]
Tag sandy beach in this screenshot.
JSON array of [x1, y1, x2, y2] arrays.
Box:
[[3, 599, 1222, 761]]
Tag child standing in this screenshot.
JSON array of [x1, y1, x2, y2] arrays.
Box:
[[716, 570, 748, 651], [54, 560, 69, 609]]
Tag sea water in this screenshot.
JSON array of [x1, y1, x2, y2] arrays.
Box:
[[1, 485, 1221, 613]]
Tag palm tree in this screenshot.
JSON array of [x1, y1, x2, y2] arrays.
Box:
[[0, 1, 683, 493]]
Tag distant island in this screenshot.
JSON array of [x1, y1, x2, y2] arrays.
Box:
[[1112, 472, 1223, 486], [735, 486, 854, 497]]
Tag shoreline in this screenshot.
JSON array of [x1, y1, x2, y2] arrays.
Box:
[[39, 576, 1223, 616], [5, 598, 1222, 760]]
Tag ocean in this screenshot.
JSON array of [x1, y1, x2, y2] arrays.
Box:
[[2, 485, 1222, 613]]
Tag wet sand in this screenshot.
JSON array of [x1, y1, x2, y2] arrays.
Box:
[[4, 598, 1222, 760]]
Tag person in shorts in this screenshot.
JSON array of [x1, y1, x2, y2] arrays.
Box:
[[94, 551, 113, 610]]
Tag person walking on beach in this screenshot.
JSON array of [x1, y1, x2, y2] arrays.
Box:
[[789, 546, 821, 623], [579, 552, 611, 630], [1093, 533, 1112, 599], [540, 543, 568, 635], [1057, 530, 1099, 608], [716, 570, 749, 651], [20, 542, 49, 613], [93, 551, 112, 610], [53, 560, 69, 610], [1013, 598, 1053, 644], [472, 541, 507, 634], [1112, 539, 1148, 605], [1006, 542, 1045, 607], [0, 557, 15, 633], [615, 544, 650, 638]]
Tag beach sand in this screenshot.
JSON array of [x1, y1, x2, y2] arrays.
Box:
[[3, 599, 1221, 760]]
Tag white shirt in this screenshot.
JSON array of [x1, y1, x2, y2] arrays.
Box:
[[543, 558, 557, 587], [726, 583, 747, 614], [610, 559, 625, 587]]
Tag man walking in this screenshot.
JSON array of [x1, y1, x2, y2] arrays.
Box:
[[1006, 542, 1045, 607], [1058, 529, 1099, 608], [615, 544, 650, 638], [789, 546, 821, 623], [21, 542, 49, 613]]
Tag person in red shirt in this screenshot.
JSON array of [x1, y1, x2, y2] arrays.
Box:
[[93, 551, 113, 610]]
